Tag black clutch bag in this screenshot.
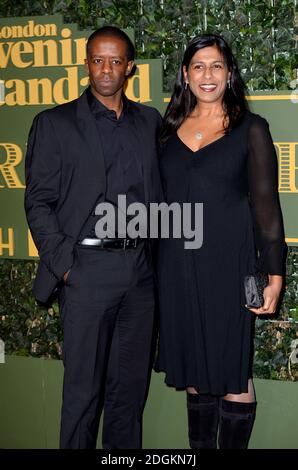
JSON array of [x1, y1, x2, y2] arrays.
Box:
[[244, 272, 269, 308]]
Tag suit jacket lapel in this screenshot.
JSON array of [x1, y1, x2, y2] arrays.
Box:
[[76, 90, 106, 197]]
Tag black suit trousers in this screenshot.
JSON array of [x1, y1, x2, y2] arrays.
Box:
[[58, 243, 155, 449]]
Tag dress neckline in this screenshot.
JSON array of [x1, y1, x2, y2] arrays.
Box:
[[175, 131, 227, 154]]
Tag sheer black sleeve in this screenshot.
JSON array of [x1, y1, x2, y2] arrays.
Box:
[[247, 115, 287, 275]]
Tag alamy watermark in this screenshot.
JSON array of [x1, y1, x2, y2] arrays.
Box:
[[93, 195, 203, 249]]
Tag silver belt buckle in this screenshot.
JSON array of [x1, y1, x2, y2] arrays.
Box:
[[122, 238, 138, 250], [123, 238, 130, 250]]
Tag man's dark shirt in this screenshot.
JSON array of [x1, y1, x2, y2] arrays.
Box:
[[84, 87, 145, 238]]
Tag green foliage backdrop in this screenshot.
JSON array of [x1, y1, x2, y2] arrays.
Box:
[[0, 0, 298, 380]]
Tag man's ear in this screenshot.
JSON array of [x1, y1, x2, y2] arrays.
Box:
[[126, 60, 135, 76]]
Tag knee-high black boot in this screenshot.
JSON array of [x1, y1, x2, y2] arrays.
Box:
[[187, 393, 219, 449], [218, 398, 257, 449]]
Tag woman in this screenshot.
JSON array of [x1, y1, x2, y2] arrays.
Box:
[[155, 34, 287, 449]]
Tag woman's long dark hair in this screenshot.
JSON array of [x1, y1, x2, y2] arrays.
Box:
[[160, 33, 248, 145]]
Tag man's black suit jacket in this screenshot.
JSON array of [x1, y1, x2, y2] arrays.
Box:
[[25, 89, 163, 304]]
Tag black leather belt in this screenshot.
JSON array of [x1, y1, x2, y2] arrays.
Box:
[[77, 237, 143, 250]]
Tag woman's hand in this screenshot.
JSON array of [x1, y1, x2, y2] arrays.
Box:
[[246, 275, 283, 315]]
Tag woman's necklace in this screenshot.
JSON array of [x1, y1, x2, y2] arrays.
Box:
[[189, 112, 204, 140], [192, 111, 225, 141]]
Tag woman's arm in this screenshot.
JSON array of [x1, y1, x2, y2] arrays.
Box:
[[246, 115, 287, 314]]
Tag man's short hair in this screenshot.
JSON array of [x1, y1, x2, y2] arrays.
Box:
[[86, 26, 135, 61]]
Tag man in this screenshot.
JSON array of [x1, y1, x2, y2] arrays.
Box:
[[24, 26, 163, 449]]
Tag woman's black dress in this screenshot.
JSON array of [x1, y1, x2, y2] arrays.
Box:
[[155, 111, 286, 395]]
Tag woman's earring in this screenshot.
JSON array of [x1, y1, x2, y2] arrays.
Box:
[[185, 82, 188, 90], [227, 79, 231, 89]]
